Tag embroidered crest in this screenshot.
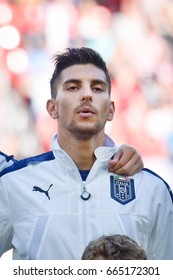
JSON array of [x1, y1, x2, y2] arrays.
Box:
[[110, 176, 135, 205]]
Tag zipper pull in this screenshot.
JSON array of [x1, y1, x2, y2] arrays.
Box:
[[81, 185, 91, 201]]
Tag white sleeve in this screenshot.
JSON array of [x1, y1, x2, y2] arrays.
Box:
[[0, 152, 16, 172], [151, 179, 173, 259], [0, 179, 13, 257]]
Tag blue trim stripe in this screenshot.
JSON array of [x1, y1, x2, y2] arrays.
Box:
[[0, 151, 55, 177], [0, 151, 17, 163], [143, 168, 173, 203]]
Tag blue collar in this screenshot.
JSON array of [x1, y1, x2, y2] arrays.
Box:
[[79, 170, 90, 181]]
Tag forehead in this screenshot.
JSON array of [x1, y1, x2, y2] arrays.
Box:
[[59, 64, 107, 83]]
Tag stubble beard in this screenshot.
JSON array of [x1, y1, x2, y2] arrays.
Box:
[[67, 119, 106, 140]]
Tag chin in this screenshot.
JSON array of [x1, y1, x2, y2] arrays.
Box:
[[68, 120, 104, 139], [71, 127, 103, 140]]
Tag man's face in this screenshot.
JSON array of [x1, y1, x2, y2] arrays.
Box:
[[48, 64, 115, 140]]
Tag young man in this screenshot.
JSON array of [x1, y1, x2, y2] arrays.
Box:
[[0, 47, 172, 260], [81, 234, 147, 260]]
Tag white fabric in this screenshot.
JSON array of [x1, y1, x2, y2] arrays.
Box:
[[0, 134, 172, 260]]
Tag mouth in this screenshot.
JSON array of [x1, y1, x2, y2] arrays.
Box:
[[77, 106, 95, 117]]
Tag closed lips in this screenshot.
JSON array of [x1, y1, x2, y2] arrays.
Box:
[[77, 107, 95, 114]]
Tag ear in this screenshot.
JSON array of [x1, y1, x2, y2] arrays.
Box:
[[107, 101, 115, 121], [46, 99, 58, 119]]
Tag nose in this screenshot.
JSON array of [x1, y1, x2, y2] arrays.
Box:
[[80, 87, 93, 102]]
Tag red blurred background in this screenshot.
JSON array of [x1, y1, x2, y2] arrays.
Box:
[[0, 0, 173, 186]]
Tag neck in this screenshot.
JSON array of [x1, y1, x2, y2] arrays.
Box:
[[58, 131, 105, 170]]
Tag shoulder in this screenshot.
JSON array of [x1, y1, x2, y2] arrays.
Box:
[[0, 151, 55, 177], [141, 168, 173, 203], [0, 151, 17, 172]]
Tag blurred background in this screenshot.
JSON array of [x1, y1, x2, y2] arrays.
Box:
[[1, 0, 173, 260], [0, 0, 173, 185]]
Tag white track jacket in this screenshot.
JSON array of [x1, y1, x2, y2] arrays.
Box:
[[0, 135, 173, 259]]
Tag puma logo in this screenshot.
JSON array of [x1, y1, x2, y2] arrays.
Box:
[[32, 184, 53, 200]]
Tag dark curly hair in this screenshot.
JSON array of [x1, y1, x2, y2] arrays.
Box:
[[50, 47, 111, 99], [81, 234, 147, 260]]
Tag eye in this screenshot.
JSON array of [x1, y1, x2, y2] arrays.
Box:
[[92, 86, 104, 92], [67, 86, 79, 91]]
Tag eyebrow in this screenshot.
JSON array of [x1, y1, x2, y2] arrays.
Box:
[[63, 79, 108, 86], [63, 79, 81, 85], [91, 79, 108, 87]]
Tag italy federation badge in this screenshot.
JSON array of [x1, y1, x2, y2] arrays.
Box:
[[110, 175, 135, 205]]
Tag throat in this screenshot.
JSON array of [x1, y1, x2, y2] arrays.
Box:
[[58, 135, 98, 169], [68, 145, 96, 170]]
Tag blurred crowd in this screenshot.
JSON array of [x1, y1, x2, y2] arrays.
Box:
[[0, 0, 173, 185]]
